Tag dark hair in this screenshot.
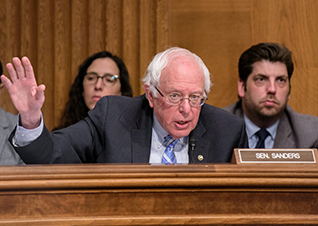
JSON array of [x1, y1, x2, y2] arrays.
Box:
[[0, 61, 2, 84], [54, 51, 133, 130], [238, 42, 294, 84]]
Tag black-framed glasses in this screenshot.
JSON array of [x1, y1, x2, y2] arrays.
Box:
[[154, 86, 207, 107], [84, 72, 119, 86]]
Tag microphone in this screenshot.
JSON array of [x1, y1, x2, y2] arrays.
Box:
[[189, 138, 197, 163]]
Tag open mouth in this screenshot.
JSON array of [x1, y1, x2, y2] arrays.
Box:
[[176, 120, 191, 126]]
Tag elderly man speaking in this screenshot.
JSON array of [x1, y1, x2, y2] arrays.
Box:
[[1, 47, 247, 164]]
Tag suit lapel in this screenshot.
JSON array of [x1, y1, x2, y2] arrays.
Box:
[[274, 112, 295, 148], [189, 120, 210, 163], [131, 98, 153, 163], [233, 101, 244, 118]]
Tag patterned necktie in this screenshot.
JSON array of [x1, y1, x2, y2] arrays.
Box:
[[255, 128, 270, 148], [162, 135, 178, 164]]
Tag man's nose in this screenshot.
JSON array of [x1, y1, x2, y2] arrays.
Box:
[[267, 80, 276, 94], [178, 98, 191, 113]]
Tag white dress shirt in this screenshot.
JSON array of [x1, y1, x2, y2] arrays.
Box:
[[149, 113, 189, 163]]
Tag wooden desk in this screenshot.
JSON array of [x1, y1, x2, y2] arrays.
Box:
[[0, 164, 317, 225]]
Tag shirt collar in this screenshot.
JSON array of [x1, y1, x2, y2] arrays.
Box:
[[243, 113, 279, 140]]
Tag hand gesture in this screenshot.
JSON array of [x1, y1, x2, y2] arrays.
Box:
[[0, 57, 45, 129]]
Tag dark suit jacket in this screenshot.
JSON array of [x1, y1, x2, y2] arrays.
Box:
[[224, 100, 318, 148], [12, 95, 248, 164]]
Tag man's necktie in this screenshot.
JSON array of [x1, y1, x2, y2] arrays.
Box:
[[162, 135, 178, 164], [255, 128, 270, 148]]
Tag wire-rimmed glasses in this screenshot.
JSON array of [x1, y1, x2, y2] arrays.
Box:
[[154, 86, 207, 107]]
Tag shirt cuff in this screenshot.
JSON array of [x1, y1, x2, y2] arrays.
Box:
[[12, 113, 44, 147]]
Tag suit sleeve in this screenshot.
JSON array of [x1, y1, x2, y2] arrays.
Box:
[[9, 98, 112, 164]]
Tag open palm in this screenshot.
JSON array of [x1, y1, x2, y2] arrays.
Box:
[[1, 57, 45, 129]]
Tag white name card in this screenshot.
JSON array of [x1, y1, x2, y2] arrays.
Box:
[[232, 148, 318, 164]]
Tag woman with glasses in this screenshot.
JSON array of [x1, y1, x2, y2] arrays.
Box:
[[54, 51, 133, 130]]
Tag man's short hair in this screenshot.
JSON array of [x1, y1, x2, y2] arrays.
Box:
[[238, 42, 294, 83], [142, 47, 211, 97]]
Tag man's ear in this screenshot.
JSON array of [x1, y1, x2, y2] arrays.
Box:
[[143, 83, 154, 108], [237, 78, 245, 98]]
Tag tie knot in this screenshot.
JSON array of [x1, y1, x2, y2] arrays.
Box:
[[255, 128, 270, 141], [166, 134, 173, 141], [165, 135, 176, 145]]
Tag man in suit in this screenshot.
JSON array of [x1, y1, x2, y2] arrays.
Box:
[[0, 61, 24, 165], [224, 42, 318, 148], [2, 47, 247, 164]]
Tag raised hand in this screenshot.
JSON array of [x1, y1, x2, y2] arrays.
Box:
[[0, 57, 45, 129]]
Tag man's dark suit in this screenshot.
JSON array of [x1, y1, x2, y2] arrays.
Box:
[[13, 95, 247, 164], [224, 100, 318, 148]]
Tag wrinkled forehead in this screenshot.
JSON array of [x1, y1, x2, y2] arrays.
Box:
[[160, 57, 205, 91], [161, 56, 202, 78]]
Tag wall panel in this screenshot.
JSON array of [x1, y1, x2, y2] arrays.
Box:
[[169, 0, 252, 107], [71, 0, 88, 80], [156, 0, 170, 52], [105, 0, 123, 55], [0, 0, 318, 131], [139, 0, 157, 92], [0, 0, 21, 115], [53, 0, 72, 128], [251, 0, 318, 116], [38, 0, 54, 129], [88, 0, 106, 54], [21, 0, 37, 64], [122, 0, 140, 95]]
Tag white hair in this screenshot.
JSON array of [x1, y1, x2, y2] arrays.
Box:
[[142, 47, 212, 97]]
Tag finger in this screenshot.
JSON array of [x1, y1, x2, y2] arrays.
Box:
[[0, 75, 13, 89], [12, 57, 26, 79], [21, 56, 34, 79], [35, 84, 46, 101], [6, 62, 18, 83]]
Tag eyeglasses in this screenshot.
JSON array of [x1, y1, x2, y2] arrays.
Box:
[[84, 72, 119, 86], [154, 86, 207, 107]]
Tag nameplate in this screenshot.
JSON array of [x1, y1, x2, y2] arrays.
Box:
[[232, 148, 318, 164]]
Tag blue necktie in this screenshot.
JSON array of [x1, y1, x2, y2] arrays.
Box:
[[255, 129, 270, 148], [162, 135, 178, 164]]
